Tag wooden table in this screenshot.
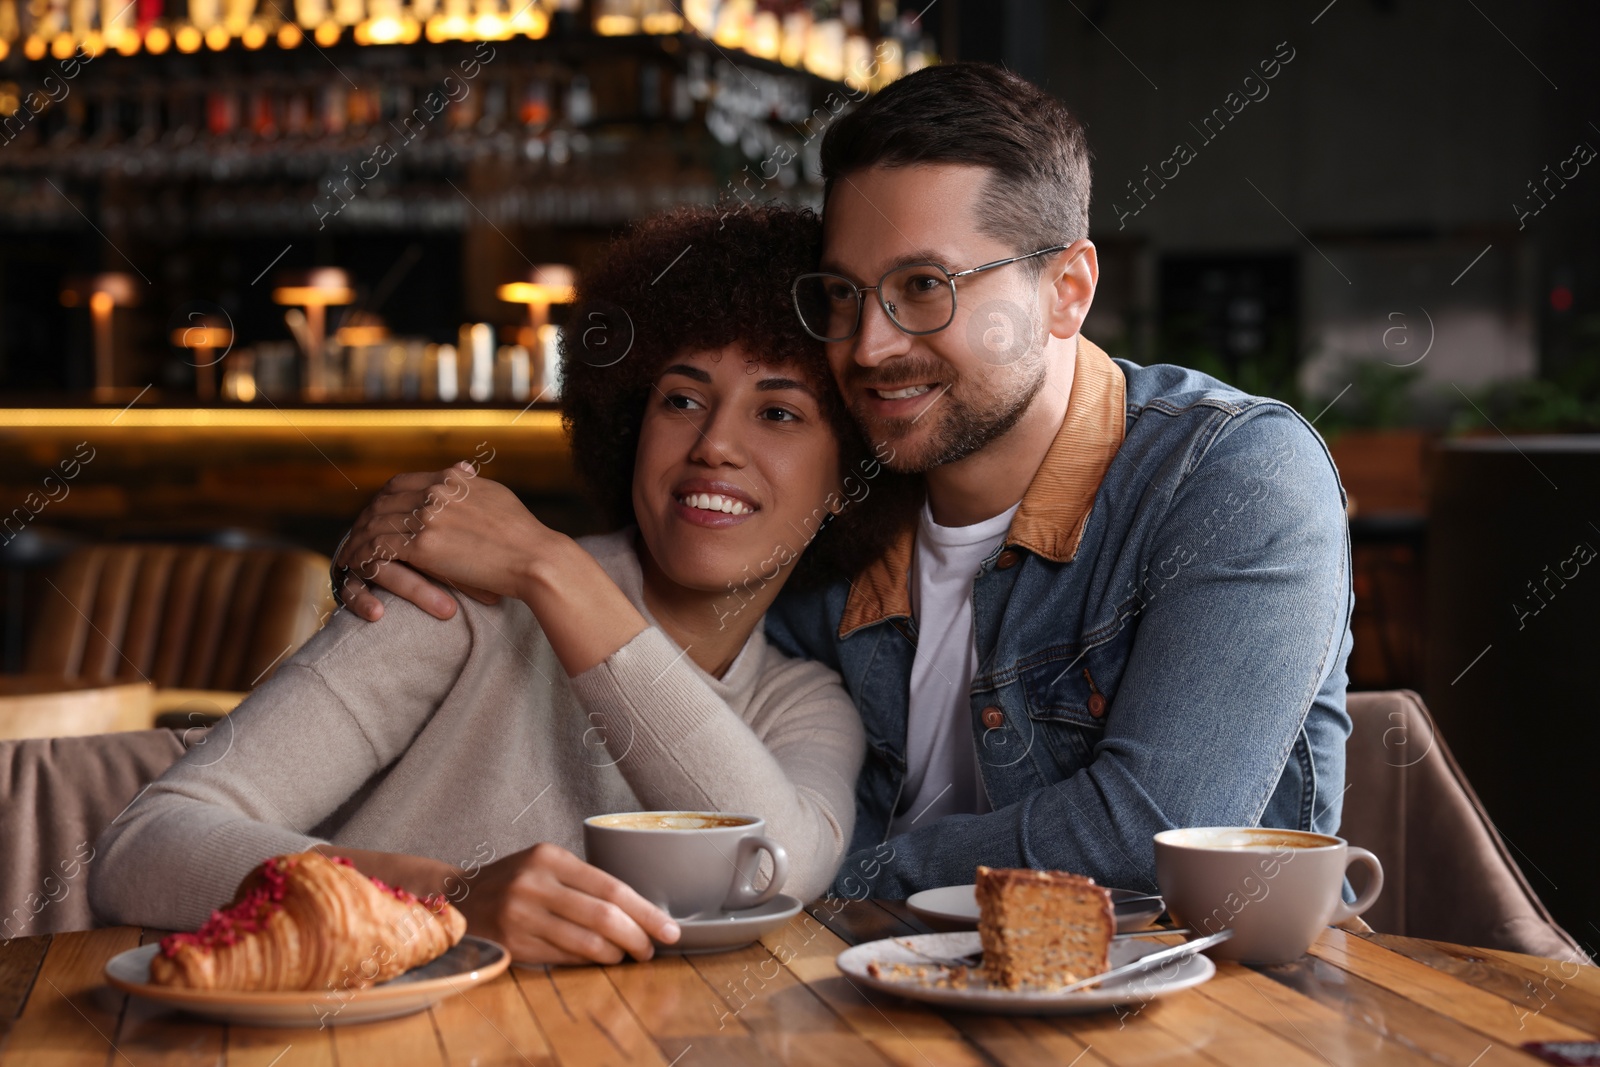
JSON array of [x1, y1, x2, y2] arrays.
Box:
[[2, 899, 1596, 1066]]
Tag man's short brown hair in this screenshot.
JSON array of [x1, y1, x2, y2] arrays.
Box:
[[819, 62, 1093, 258]]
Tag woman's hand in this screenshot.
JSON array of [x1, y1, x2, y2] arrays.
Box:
[[454, 843, 680, 965], [334, 463, 551, 622]]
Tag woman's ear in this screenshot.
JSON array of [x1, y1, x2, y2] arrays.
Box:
[[1045, 239, 1099, 341]]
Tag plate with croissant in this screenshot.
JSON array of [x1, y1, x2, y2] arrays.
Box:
[[105, 851, 510, 1028]]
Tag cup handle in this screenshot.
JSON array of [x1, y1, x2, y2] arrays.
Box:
[[724, 834, 789, 911], [1328, 846, 1384, 925]]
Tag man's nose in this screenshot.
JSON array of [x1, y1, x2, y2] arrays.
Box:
[[850, 294, 911, 368]]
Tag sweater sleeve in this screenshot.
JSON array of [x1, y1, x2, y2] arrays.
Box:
[[566, 626, 865, 903], [88, 592, 473, 932]]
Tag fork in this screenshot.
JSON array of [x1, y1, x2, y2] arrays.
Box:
[[894, 927, 1196, 970]]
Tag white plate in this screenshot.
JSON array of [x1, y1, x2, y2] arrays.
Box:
[[837, 931, 1215, 1015], [906, 884, 1165, 932], [105, 935, 510, 1028], [655, 894, 804, 954]]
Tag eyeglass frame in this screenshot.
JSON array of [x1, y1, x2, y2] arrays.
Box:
[[791, 244, 1072, 343]]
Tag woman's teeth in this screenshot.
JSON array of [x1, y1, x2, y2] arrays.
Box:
[[678, 493, 754, 516], [875, 384, 935, 400]]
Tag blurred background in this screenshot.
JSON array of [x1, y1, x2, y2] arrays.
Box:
[[0, 0, 1595, 940]]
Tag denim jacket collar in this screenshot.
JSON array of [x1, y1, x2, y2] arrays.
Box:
[[838, 337, 1127, 638]]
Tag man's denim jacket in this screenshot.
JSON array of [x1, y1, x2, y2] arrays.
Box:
[[765, 339, 1355, 899]]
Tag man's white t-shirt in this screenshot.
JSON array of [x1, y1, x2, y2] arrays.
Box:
[[889, 500, 1021, 836]]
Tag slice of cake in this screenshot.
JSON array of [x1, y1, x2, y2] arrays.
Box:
[[975, 865, 1114, 991]]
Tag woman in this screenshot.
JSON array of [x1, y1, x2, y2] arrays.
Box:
[[90, 205, 906, 966]]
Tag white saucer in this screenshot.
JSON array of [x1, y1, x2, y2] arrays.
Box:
[[906, 884, 1164, 933], [655, 894, 804, 954], [105, 935, 509, 1028], [837, 931, 1214, 1015]]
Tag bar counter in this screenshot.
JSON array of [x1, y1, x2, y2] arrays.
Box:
[[0, 405, 591, 551]]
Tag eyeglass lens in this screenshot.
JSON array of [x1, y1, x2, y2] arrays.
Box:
[[795, 264, 956, 341]]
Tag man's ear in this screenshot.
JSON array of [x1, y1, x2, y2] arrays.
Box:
[[1045, 238, 1098, 340]]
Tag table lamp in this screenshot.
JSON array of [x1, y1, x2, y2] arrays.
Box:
[[169, 316, 233, 401], [271, 267, 354, 401], [60, 272, 140, 402], [497, 264, 575, 396]]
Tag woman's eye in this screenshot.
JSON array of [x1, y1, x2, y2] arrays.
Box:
[[905, 273, 945, 296], [664, 394, 703, 411], [760, 406, 799, 423]]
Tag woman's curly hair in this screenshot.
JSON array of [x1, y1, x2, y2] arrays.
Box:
[[559, 203, 918, 587]]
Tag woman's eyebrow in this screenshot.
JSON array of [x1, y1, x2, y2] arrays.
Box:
[[756, 376, 818, 398], [660, 363, 711, 382]]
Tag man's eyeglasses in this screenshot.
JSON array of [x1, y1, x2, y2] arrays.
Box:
[[791, 245, 1070, 343]]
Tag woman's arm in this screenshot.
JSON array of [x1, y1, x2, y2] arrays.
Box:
[[333, 465, 648, 676], [568, 631, 866, 903], [88, 601, 472, 931]]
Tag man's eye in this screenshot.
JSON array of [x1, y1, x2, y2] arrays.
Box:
[[904, 273, 945, 295]]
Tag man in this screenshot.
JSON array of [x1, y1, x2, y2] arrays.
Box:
[[341, 62, 1353, 903], [764, 62, 1352, 899]]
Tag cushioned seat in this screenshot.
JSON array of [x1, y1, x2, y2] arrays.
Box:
[[1342, 690, 1587, 960], [0, 729, 191, 937], [25, 543, 335, 691]]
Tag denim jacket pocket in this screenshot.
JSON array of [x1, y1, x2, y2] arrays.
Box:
[[1018, 653, 1106, 768]]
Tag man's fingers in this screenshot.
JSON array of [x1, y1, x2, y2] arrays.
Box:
[[506, 934, 589, 967], [367, 561, 457, 620]]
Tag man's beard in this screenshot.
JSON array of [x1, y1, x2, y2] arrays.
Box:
[[850, 324, 1051, 475]]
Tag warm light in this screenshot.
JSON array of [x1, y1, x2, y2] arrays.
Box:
[[171, 326, 234, 348], [145, 25, 172, 52], [438, 13, 469, 38], [497, 282, 576, 305], [0, 408, 566, 431], [112, 28, 141, 54], [81, 32, 105, 56], [424, 13, 447, 40], [277, 22, 303, 46], [471, 12, 506, 38], [23, 35, 47, 60], [398, 15, 421, 41], [175, 24, 203, 51], [204, 23, 230, 48], [748, 11, 779, 59], [594, 14, 636, 36], [242, 23, 267, 47], [0, 40, 8, 61], [508, 5, 546, 37], [779, 12, 807, 66], [89, 291, 114, 316], [334, 324, 388, 345], [272, 286, 356, 306], [50, 32, 75, 59], [234, 374, 257, 403], [313, 19, 340, 44], [365, 15, 402, 41], [352, 18, 371, 42], [640, 11, 681, 34]]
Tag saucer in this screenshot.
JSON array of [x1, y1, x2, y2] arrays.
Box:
[[906, 885, 1164, 933], [655, 894, 805, 954]]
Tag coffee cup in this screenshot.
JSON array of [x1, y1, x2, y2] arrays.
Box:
[[1153, 826, 1383, 964], [583, 810, 790, 920]]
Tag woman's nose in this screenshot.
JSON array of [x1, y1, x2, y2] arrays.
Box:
[[685, 404, 749, 468]]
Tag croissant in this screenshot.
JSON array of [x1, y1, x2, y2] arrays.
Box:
[[150, 851, 467, 992]]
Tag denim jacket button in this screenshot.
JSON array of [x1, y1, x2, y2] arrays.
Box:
[[981, 706, 1005, 729], [1088, 693, 1107, 718], [995, 549, 1021, 570]]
